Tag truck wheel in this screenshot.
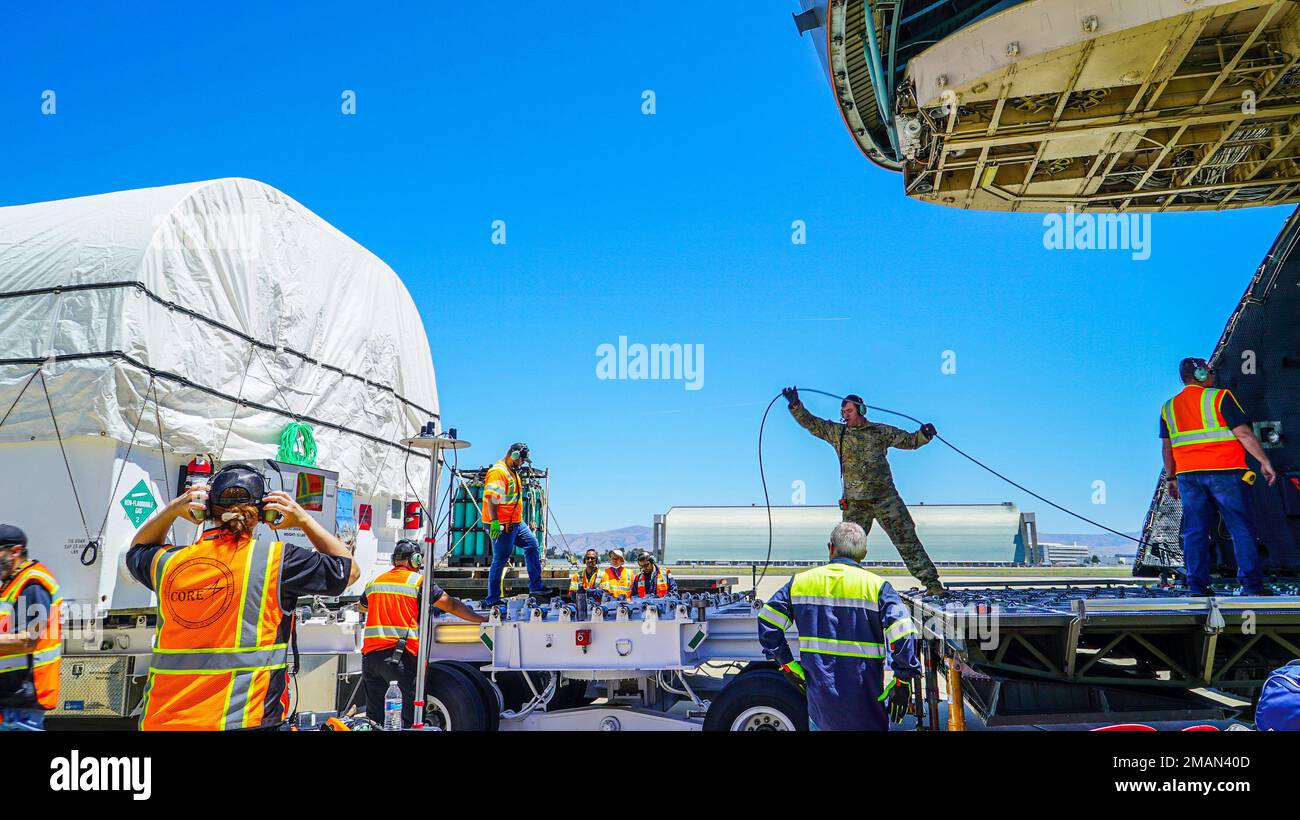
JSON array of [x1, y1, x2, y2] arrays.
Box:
[[738, 661, 779, 675], [423, 663, 489, 731], [703, 670, 808, 732], [436, 661, 501, 732]]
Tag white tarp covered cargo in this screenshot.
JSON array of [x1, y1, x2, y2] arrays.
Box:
[[0, 178, 439, 610]]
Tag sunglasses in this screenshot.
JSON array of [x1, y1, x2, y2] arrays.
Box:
[[584, 556, 597, 562]]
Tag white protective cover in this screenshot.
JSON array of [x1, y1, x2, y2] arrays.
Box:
[[0, 178, 438, 499]]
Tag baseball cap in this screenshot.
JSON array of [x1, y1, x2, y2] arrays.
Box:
[[210, 465, 267, 508], [0, 524, 28, 550]]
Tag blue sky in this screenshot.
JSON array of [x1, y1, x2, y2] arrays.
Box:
[[2, 2, 1293, 539]]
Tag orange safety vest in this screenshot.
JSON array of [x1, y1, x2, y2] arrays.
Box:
[[1162, 385, 1248, 474], [481, 461, 523, 525], [0, 560, 62, 710], [140, 530, 291, 731], [630, 567, 672, 597], [599, 565, 635, 599], [362, 567, 423, 656], [568, 568, 602, 592]]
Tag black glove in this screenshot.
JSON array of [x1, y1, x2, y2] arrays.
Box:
[[920, 423, 937, 439], [782, 386, 800, 405], [887, 678, 913, 723]]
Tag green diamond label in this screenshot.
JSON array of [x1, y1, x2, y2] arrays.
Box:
[[120, 480, 157, 527]]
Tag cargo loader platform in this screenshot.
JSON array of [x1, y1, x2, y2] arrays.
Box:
[[899, 579, 1300, 727]]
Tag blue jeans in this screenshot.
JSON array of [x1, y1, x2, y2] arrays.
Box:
[[483, 522, 546, 605], [1178, 471, 1265, 593], [0, 708, 45, 730]]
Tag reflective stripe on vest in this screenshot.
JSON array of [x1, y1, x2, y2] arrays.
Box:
[[600, 566, 634, 599], [0, 560, 62, 710], [569, 569, 601, 591], [362, 568, 422, 656], [632, 568, 670, 597], [789, 562, 889, 659], [1161, 386, 1247, 474], [481, 461, 524, 524], [141, 534, 289, 730]]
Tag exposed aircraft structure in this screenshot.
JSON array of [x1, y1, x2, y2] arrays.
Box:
[[796, 0, 1300, 211]]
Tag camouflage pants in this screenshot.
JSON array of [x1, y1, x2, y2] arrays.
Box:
[[843, 493, 941, 589]]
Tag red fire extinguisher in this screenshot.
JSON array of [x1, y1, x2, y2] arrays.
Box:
[[181, 455, 213, 521]]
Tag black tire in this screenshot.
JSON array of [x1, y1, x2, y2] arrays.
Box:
[[703, 669, 808, 732], [437, 661, 501, 732], [493, 670, 553, 712], [423, 663, 489, 731], [738, 661, 779, 676]]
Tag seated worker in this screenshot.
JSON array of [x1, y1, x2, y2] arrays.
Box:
[[598, 549, 636, 599], [628, 551, 677, 597], [126, 464, 359, 731], [358, 539, 485, 728], [568, 549, 603, 599]]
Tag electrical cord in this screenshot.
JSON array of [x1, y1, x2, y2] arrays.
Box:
[[757, 387, 1151, 587]]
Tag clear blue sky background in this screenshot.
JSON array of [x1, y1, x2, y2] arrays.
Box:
[[2, 2, 1293, 540]]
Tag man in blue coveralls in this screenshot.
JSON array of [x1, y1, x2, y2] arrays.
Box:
[[757, 521, 920, 731]]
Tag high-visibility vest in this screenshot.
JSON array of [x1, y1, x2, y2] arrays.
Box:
[[362, 568, 422, 656], [480, 460, 523, 525], [599, 566, 634, 599], [569, 568, 602, 592], [0, 560, 62, 710], [630, 567, 672, 597], [140, 530, 291, 731], [1162, 385, 1248, 474]]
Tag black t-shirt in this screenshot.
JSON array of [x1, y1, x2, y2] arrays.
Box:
[[1159, 389, 1248, 438], [126, 538, 352, 612], [0, 579, 52, 701]]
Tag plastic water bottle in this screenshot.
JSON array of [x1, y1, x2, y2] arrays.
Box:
[[383, 681, 402, 731]]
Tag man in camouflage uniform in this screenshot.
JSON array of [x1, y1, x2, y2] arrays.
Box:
[[783, 387, 945, 596]]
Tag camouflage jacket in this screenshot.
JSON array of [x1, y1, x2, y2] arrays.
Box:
[[789, 401, 931, 499]]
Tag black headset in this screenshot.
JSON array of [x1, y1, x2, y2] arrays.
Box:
[[205, 463, 279, 524], [508, 442, 529, 462], [393, 539, 423, 570]]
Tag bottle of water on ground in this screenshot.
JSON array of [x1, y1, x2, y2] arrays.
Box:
[[383, 681, 402, 731]]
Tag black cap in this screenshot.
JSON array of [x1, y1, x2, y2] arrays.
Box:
[[0, 524, 27, 550], [1179, 357, 1212, 383], [392, 539, 421, 563], [210, 465, 267, 508], [509, 442, 530, 459]]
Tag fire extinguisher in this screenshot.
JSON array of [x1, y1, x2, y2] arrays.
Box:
[[180, 455, 213, 522]]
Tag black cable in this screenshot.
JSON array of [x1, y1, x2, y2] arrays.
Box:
[[755, 393, 782, 588], [0, 367, 41, 430], [757, 387, 1152, 585]]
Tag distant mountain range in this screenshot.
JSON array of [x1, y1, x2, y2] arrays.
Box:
[[555, 526, 1141, 557], [552, 526, 653, 555]]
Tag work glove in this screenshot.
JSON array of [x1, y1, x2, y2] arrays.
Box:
[[781, 661, 807, 693], [920, 423, 937, 439], [880, 677, 913, 723], [782, 386, 800, 405], [489, 521, 503, 540]]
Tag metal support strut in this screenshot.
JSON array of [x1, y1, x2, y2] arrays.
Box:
[[400, 424, 471, 730]]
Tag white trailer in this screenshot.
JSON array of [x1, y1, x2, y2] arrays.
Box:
[[418, 592, 809, 732], [0, 178, 441, 722]]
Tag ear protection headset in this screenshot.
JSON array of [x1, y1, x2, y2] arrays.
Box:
[[842, 394, 868, 418], [508, 442, 530, 463], [393, 539, 423, 570], [1193, 364, 1212, 383], [206, 463, 280, 524]]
